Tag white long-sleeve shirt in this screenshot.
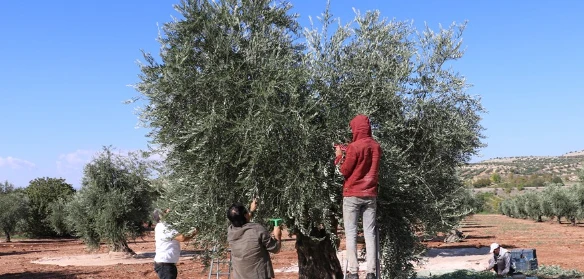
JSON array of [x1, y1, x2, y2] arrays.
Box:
[[154, 222, 180, 263]]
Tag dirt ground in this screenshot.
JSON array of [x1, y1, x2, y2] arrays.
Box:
[[0, 230, 300, 279], [423, 214, 584, 272], [1, 214, 584, 278]]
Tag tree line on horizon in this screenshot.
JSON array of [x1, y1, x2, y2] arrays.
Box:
[[470, 173, 564, 190], [499, 173, 584, 226]]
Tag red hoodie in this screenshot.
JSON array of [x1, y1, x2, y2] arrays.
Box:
[[339, 115, 382, 197]]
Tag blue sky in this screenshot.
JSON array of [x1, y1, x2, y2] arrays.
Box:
[[1, 0, 583, 188]]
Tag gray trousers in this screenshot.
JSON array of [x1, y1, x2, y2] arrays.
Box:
[[343, 196, 377, 274]]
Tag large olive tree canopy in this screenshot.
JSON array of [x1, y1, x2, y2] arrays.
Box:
[[134, 1, 484, 277]]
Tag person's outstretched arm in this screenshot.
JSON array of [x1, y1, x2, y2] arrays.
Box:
[[262, 225, 281, 254]]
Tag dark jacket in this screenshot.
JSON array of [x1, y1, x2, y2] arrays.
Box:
[[228, 222, 281, 279], [340, 115, 382, 197]]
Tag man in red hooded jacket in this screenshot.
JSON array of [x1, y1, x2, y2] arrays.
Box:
[[335, 114, 382, 279]]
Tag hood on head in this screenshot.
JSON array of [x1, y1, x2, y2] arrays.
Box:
[[350, 114, 372, 142]]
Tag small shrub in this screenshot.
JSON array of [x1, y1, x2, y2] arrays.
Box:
[[473, 192, 502, 214], [551, 176, 564, 185], [524, 264, 584, 278], [490, 173, 502, 184], [473, 178, 492, 188], [423, 270, 495, 279], [504, 184, 513, 194]]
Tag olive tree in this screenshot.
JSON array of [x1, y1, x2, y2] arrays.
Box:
[[24, 177, 75, 237], [0, 181, 29, 242], [304, 9, 484, 278], [47, 197, 71, 236], [517, 195, 531, 218], [66, 147, 154, 253], [134, 1, 483, 278], [567, 184, 584, 225], [539, 185, 556, 221], [523, 191, 543, 222], [500, 198, 512, 217], [135, 0, 345, 276], [542, 184, 576, 224]]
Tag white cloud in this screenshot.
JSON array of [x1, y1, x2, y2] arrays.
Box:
[[108, 148, 166, 162], [0, 156, 35, 169], [56, 149, 95, 174], [56, 148, 164, 174], [55, 148, 166, 188], [144, 150, 166, 162]]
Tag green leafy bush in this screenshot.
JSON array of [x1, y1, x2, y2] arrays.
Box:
[[473, 178, 492, 188], [473, 192, 502, 213], [525, 264, 584, 279], [421, 270, 495, 279]]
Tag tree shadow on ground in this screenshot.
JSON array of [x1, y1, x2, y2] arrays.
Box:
[[465, 235, 495, 240], [133, 250, 203, 259], [424, 244, 522, 257], [4, 239, 78, 244], [0, 270, 97, 279], [424, 247, 491, 257], [461, 225, 495, 229], [0, 250, 58, 257], [416, 269, 499, 279]]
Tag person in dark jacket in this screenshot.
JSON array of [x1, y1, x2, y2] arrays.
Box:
[[227, 199, 282, 279], [335, 114, 382, 279]]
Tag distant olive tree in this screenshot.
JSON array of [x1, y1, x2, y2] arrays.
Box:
[[513, 195, 529, 218], [66, 147, 154, 253], [568, 184, 584, 225], [500, 198, 512, 216], [0, 181, 29, 242], [523, 191, 543, 222], [0, 181, 14, 193], [47, 197, 70, 236], [546, 185, 577, 224], [24, 177, 75, 237], [535, 191, 550, 223]]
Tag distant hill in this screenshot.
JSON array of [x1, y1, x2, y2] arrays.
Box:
[[460, 150, 584, 182]]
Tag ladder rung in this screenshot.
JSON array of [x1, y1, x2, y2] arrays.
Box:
[[208, 247, 232, 279]]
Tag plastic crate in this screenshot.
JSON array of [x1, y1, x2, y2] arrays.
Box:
[[510, 248, 538, 271]]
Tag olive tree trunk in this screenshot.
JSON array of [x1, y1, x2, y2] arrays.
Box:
[[4, 229, 11, 242], [110, 240, 135, 255], [296, 227, 343, 279]]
